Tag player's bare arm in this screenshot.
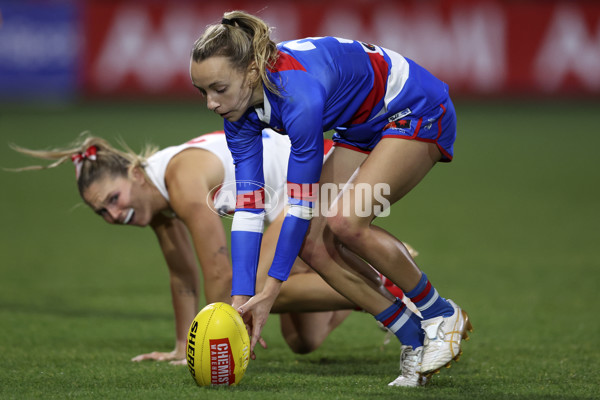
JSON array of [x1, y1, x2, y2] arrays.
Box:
[[165, 149, 232, 304]]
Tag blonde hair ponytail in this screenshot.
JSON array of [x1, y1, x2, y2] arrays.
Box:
[[191, 10, 280, 95], [9, 132, 158, 196]]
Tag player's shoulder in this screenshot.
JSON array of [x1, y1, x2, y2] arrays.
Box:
[[163, 147, 223, 208], [162, 133, 226, 173], [184, 131, 227, 147], [279, 36, 357, 50]]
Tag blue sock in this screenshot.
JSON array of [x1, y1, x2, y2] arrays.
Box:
[[395, 298, 423, 327], [375, 300, 423, 349], [406, 273, 454, 319]]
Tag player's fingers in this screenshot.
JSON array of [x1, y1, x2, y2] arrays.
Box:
[[250, 319, 265, 358], [258, 336, 268, 349], [169, 359, 187, 366], [244, 322, 253, 339], [249, 335, 258, 360], [250, 330, 259, 351], [237, 296, 257, 316], [239, 299, 257, 338]]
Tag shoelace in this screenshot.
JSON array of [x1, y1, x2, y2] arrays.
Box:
[[400, 348, 420, 376]]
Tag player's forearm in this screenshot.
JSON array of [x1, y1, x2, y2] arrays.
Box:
[[260, 276, 283, 304], [231, 211, 264, 296], [201, 258, 232, 303], [268, 207, 312, 281], [170, 278, 199, 355]]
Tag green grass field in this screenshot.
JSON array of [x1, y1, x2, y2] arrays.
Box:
[[0, 100, 598, 399]]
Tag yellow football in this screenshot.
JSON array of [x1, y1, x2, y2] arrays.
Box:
[[186, 302, 250, 386]]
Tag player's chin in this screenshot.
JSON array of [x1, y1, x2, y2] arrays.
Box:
[[136, 218, 152, 228], [131, 212, 151, 228], [221, 112, 240, 122]]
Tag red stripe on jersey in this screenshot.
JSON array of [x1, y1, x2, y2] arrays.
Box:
[[411, 118, 423, 138], [236, 188, 265, 209], [332, 142, 371, 154], [323, 139, 334, 155], [269, 51, 306, 73], [436, 104, 447, 141], [349, 52, 389, 125], [410, 281, 432, 303], [287, 182, 318, 202], [438, 145, 452, 161], [186, 131, 225, 144], [383, 303, 406, 327]]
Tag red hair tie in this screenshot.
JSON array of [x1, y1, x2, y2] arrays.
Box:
[[71, 145, 98, 179]]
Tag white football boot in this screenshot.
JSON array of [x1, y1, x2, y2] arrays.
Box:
[[420, 299, 473, 375], [388, 345, 427, 387]]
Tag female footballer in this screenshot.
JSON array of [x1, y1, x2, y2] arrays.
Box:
[[189, 10, 472, 386], [11, 129, 415, 364]]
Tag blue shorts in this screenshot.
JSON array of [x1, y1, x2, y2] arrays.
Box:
[[333, 97, 457, 162]]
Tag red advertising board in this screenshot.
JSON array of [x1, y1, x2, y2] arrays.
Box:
[[81, 0, 600, 98]]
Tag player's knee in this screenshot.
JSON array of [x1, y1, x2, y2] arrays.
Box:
[[300, 236, 327, 271], [286, 335, 321, 354], [327, 213, 364, 244]]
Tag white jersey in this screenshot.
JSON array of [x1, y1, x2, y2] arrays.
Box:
[[145, 130, 291, 223]]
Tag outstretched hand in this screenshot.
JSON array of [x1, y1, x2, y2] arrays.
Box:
[[237, 294, 273, 360], [131, 350, 185, 363], [231, 277, 282, 359]]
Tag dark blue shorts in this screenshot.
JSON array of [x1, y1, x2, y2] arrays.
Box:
[[333, 97, 457, 162], [380, 97, 457, 162]]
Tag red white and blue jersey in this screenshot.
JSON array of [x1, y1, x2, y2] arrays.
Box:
[[225, 36, 453, 296]]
